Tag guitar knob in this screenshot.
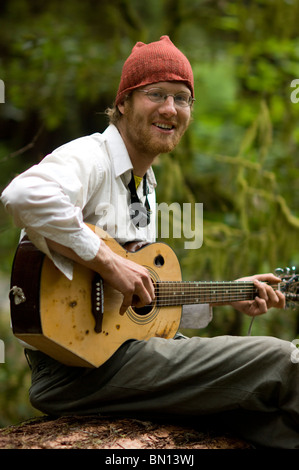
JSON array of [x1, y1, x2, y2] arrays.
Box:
[[275, 268, 284, 277], [285, 267, 291, 274]]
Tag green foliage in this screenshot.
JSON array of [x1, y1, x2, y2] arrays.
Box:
[[2, 0, 299, 426]]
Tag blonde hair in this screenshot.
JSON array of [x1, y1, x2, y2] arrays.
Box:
[[105, 92, 132, 125], [105, 104, 123, 126]]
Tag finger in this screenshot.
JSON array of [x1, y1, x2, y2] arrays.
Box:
[[266, 287, 280, 306], [133, 284, 154, 307], [252, 297, 268, 315], [254, 273, 282, 284], [126, 262, 155, 302], [255, 279, 287, 308], [119, 304, 131, 315], [143, 275, 155, 301], [119, 293, 133, 316], [134, 269, 155, 304], [277, 291, 286, 308], [265, 289, 285, 309], [261, 283, 279, 305], [119, 280, 154, 315], [254, 280, 269, 302]]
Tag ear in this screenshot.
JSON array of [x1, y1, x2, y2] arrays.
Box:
[[117, 102, 125, 115]]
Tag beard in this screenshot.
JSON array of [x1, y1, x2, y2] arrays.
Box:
[[121, 100, 191, 157]]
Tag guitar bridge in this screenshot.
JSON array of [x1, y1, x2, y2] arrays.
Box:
[[91, 274, 104, 333]]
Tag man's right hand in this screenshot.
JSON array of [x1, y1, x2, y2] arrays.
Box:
[[46, 236, 155, 315], [93, 241, 155, 315]]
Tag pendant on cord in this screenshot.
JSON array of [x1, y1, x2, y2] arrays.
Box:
[[127, 171, 151, 228]]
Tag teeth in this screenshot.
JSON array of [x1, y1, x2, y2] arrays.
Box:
[[155, 123, 173, 130]]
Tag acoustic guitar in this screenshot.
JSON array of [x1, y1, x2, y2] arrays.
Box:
[[9, 225, 299, 368]]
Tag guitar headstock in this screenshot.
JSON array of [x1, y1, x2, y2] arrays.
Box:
[[275, 267, 299, 308]]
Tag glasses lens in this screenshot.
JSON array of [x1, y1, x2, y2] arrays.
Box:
[[174, 93, 191, 107], [147, 90, 164, 102]]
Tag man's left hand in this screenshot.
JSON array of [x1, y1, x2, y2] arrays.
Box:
[[231, 273, 285, 316]]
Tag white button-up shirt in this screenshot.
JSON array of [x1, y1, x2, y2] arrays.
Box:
[[1, 125, 157, 279], [1, 124, 212, 329]]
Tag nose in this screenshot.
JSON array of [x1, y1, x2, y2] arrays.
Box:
[[158, 96, 177, 116]]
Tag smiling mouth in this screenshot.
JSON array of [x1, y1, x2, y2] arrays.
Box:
[[153, 122, 175, 131]]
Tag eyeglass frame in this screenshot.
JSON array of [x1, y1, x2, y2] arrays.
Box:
[[135, 87, 195, 108]]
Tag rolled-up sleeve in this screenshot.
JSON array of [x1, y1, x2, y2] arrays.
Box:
[[1, 173, 100, 261], [1, 140, 104, 264]]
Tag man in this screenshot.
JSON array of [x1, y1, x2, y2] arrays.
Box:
[[1, 36, 298, 448]]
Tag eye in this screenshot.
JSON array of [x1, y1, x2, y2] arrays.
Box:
[[148, 90, 164, 101], [174, 93, 189, 105]]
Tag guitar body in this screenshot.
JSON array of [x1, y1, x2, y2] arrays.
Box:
[[10, 226, 182, 368]]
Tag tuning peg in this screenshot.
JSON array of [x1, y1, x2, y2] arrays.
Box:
[[275, 268, 284, 277]]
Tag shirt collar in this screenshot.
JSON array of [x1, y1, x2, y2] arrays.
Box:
[[102, 124, 157, 191]]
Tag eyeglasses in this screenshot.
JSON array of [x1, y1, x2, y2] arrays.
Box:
[[136, 88, 195, 108]]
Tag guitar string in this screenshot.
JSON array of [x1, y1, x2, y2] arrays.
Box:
[[152, 282, 281, 295], [153, 282, 281, 288], [149, 282, 282, 305]]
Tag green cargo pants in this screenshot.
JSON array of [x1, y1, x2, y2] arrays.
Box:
[[25, 333, 299, 448]]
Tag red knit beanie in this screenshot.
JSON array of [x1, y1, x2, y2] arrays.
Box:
[[115, 36, 194, 105]]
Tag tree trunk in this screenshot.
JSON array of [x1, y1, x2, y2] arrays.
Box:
[[0, 415, 251, 449]]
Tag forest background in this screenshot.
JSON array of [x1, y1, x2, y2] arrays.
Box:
[[1, 0, 299, 427]]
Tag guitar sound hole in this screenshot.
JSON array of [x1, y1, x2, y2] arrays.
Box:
[[154, 254, 164, 266], [132, 305, 153, 316]]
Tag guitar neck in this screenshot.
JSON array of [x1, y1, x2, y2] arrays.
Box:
[[155, 281, 261, 306]]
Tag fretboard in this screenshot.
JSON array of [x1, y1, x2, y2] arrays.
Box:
[[155, 281, 259, 306]]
